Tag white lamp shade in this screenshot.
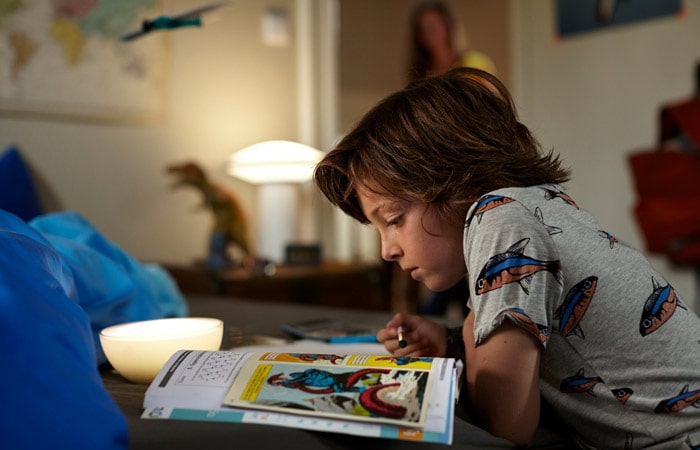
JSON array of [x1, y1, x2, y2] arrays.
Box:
[[227, 140, 324, 184]]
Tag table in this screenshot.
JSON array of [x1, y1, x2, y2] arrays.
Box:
[[162, 262, 392, 311], [101, 295, 572, 449]]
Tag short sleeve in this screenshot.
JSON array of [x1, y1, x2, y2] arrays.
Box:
[[464, 197, 563, 348]]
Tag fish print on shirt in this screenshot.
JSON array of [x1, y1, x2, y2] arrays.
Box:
[[555, 276, 598, 339], [560, 368, 604, 396], [501, 307, 549, 345], [543, 186, 579, 209], [534, 207, 562, 236], [639, 278, 688, 336], [475, 237, 563, 296], [611, 387, 634, 405], [598, 230, 619, 249], [654, 384, 700, 414], [469, 195, 515, 226]]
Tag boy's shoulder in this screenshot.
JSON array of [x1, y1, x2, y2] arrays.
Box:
[[477, 184, 582, 216], [468, 184, 570, 217], [486, 184, 570, 202]]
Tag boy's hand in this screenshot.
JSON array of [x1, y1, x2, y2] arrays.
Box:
[[377, 313, 448, 357]]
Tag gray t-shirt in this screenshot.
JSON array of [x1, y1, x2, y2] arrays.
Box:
[[464, 184, 700, 449]]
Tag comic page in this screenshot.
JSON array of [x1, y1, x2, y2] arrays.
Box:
[[222, 352, 438, 428]]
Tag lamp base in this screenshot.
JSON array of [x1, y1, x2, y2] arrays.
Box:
[[257, 183, 297, 263]]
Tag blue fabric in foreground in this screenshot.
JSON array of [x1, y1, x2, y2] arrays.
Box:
[[0, 210, 129, 449], [29, 211, 189, 364]]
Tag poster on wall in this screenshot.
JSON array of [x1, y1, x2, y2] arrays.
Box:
[[0, 1, 168, 124], [556, 0, 684, 38]]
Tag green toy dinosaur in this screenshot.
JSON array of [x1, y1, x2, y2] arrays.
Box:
[[167, 161, 250, 269]]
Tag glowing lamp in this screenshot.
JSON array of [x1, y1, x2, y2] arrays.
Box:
[[227, 140, 323, 262], [99, 317, 223, 384]]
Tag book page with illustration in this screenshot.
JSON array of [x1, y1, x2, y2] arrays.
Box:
[[222, 352, 445, 428]]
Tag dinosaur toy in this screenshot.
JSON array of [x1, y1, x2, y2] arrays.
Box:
[[167, 161, 251, 269]]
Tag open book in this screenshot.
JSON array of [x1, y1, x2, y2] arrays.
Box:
[[143, 349, 461, 444]]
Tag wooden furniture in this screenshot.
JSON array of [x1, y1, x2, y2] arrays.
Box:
[[162, 261, 392, 311]]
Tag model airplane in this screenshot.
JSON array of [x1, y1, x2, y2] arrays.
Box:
[[121, 2, 229, 42]]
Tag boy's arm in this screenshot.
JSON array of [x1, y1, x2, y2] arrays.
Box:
[[463, 312, 541, 445]]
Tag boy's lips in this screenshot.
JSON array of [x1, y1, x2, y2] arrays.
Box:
[[405, 267, 419, 279]]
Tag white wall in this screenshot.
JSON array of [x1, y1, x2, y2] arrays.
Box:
[[511, 0, 700, 311], [0, 0, 299, 264], [3, 1, 700, 313]]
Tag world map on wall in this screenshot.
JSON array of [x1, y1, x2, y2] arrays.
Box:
[[0, 0, 166, 121]]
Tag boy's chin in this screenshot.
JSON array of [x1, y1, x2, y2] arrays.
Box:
[[425, 277, 466, 293], [424, 280, 452, 293]]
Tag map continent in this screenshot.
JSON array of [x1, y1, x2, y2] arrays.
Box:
[[2, 0, 157, 77], [0, 0, 165, 119], [8, 30, 35, 78]]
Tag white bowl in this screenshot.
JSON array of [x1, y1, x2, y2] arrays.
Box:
[[100, 317, 223, 384]]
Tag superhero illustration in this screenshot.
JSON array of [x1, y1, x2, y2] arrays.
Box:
[[375, 355, 435, 366], [288, 353, 345, 364], [243, 365, 430, 424]]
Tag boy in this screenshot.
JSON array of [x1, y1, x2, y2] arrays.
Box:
[[314, 68, 700, 448]]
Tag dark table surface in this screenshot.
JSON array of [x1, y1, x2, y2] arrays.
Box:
[[101, 295, 572, 449]]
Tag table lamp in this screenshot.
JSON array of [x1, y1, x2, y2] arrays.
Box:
[[227, 140, 324, 263]]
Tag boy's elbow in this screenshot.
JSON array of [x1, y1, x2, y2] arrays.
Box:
[[488, 418, 538, 447], [475, 401, 539, 446], [503, 429, 537, 447], [491, 425, 537, 446]]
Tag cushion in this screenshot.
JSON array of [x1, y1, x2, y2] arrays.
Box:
[[0, 145, 43, 221], [0, 209, 128, 449], [29, 211, 189, 365]]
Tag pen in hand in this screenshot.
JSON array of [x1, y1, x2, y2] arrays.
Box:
[[397, 326, 407, 348]]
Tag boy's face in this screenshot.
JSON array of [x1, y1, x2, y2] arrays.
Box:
[[357, 185, 466, 292]]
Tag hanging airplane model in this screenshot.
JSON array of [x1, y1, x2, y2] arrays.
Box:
[[121, 2, 229, 42]]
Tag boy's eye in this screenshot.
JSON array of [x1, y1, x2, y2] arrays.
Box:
[[387, 215, 403, 227]]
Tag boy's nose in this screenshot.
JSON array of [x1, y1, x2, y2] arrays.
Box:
[[381, 239, 402, 261]]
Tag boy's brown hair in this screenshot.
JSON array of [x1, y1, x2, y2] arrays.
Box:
[[314, 67, 570, 227]]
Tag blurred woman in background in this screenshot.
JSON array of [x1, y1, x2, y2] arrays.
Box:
[[407, 0, 496, 82]]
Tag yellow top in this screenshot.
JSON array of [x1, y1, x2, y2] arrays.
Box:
[[461, 50, 497, 76]]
